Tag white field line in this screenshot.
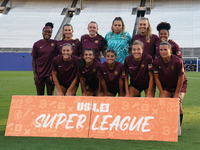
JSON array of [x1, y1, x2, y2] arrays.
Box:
[[187, 77, 200, 79]]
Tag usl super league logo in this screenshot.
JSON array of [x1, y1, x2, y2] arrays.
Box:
[[77, 102, 109, 112]]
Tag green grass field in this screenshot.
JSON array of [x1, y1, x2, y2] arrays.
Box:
[[0, 71, 200, 150]]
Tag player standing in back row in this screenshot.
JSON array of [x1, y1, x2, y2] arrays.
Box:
[[31, 22, 57, 95]]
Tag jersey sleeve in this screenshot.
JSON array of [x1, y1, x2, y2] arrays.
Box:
[[76, 41, 81, 57], [176, 58, 184, 76], [54, 40, 59, 56], [101, 37, 106, 53], [97, 64, 104, 79], [119, 64, 125, 78], [104, 32, 110, 47], [51, 57, 58, 72], [124, 57, 129, 74], [79, 36, 84, 57], [174, 42, 182, 59], [147, 55, 153, 71], [126, 32, 132, 45], [31, 43, 38, 57], [152, 58, 159, 74], [154, 35, 160, 56]]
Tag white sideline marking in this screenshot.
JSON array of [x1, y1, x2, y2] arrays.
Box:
[[187, 77, 200, 79]]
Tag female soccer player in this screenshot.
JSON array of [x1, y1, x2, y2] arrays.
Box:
[[97, 50, 125, 96], [155, 22, 182, 59], [31, 22, 57, 95], [131, 17, 159, 60], [52, 43, 80, 96], [105, 17, 132, 64], [80, 21, 105, 62], [124, 40, 154, 97], [156, 22, 187, 127], [78, 48, 101, 96], [57, 23, 81, 57], [153, 41, 184, 99]]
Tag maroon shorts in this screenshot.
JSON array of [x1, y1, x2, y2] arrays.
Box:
[[107, 86, 125, 96], [129, 82, 147, 92], [164, 78, 188, 93], [163, 87, 176, 93], [85, 84, 98, 93], [180, 78, 187, 93], [60, 79, 80, 89], [35, 75, 54, 85]]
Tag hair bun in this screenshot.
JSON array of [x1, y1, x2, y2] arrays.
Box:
[[45, 22, 54, 29], [157, 22, 171, 31]]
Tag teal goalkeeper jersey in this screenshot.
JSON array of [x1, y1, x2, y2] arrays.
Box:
[[105, 31, 132, 64]]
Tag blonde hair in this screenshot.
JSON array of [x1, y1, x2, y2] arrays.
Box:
[[62, 24, 73, 40], [139, 17, 152, 43], [128, 40, 144, 54], [132, 40, 144, 49]]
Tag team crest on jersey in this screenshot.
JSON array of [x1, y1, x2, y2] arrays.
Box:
[[51, 43, 55, 47], [122, 72, 125, 76], [72, 43, 75, 46], [148, 64, 152, 69], [177, 51, 181, 55], [114, 71, 118, 75], [93, 69, 96, 72], [95, 40, 98, 43], [86, 86, 89, 90], [171, 66, 174, 70], [141, 64, 145, 68]]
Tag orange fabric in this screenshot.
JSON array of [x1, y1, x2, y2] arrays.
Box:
[[5, 96, 179, 142], [89, 97, 179, 142]]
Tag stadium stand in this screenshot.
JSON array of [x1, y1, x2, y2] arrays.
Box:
[[0, 0, 199, 71], [0, 0, 72, 51]]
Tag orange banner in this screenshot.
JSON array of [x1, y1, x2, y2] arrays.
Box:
[[5, 96, 179, 142], [89, 97, 179, 142], [5, 96, 92, 138]]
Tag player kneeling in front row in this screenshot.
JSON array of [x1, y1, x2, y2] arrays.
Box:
[[78, 48, 101, 96], [124, 40, 154, 97], [153, 41, 184, 98], [52, 43, 80, 96], [97, 50, 125, 96], [153, 42, 184, 132]]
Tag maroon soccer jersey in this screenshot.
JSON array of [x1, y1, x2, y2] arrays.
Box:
[[153, 55, 184, 92], [97, 61, 125, 93], [131, 34, 159, 60], [57, 39, 81, 56], [155, 40, 182, 59], [80, 34, 105, 61], [31, 39, 57, 77], [51, 55, 80, 87], [124, 53, 153, 89], [77, 60, 100, 88]]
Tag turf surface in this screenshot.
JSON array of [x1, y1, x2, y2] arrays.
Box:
[[0, 71, 200, 150]]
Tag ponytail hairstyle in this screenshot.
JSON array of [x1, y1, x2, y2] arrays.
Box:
[[139, 17, 152, 43], [78, 48, 95, 70], [88, 21, 105, 41], [105, 49, 117, 57], [156, 22, 171, 34], [111, 17, 125, 38], [62, 23, 73, 40]]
